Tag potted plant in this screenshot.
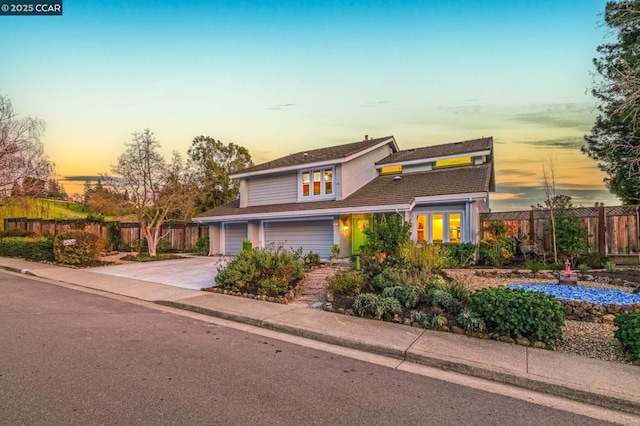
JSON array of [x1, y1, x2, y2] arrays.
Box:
[[330, 244, 340, 263], [242, 238, 252, 252]]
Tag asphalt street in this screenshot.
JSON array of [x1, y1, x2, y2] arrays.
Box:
[[0, 271, 617, 425]]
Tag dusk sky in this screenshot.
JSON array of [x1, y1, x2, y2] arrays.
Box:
[[1, 0, 620, 210]]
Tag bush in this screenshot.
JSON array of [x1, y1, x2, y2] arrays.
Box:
[[106, 222, 122, 251], [156, 239, 172, 254], [214, 246, 305, 296], [408, 310, 430, 328], [0, 228, 33, 239], [381, 286, 426, 309], [444, 242, 477, 267], [53, 230, 101, 265], [304, 251, 321, 268], [194, 237, 210, 256], [352, 293, 402, 320], [362, 213, 411, 257], [614, 310, 640, 360], [457, 308, 486, 333], [0, 236, 54, 261], [368, 267, 431, 292], [577, 251, 609, 269], [399, 242, 450, 273], [470, 288, 565, 345], [526, 261, 544, 274], [327, 270, 365, 296]]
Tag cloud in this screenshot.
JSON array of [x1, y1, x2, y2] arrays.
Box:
[[267, 103, 296, 110], [62, 175, 103, 182], [491, 192, 525, 200], [361, 101, 388, 108], [498, 168, 537, 178], [508, 103, 594, 129], [512, 136, 585, 150]]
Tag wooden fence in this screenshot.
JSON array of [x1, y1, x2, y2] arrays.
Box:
[[3, 218, 209, 252], [480, 205, 640, 259]]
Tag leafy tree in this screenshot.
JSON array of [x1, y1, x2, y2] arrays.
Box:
[[111, 129, 196, 256], [187, 135, 253, 213], [583, 1, 640, 203], [362, 213, 411, 257], [0, 94, 53, 204]]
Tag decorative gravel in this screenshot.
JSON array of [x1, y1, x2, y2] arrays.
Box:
[[508, 284, 640, 306]]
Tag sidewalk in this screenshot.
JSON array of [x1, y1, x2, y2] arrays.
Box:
[[1, 257, 639, 415]]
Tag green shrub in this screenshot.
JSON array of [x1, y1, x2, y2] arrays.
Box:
[[526, 261, 544, 274], [352, 293, 402, 320], [215, 247, 304, 295], [408, 310, 430, 328], [362, 213, 411, 257], [327, 270, 365, 296], [106, 222, 122, 251], [470, 288, 565, 345], [53, 230, 101, 265], [426, 289, 457, 310], [605, 261, 616, 273], [614, 310, 640, 360], [444, 242, 477, 267], [194, 237, 210, 256], [399, 242, 450, 273], [457, 308, 486, 333], [577, 251, 609, 269], [381, 286, 426, 308], [0, 236, 54, 261], [0, 228, 33, 239], [258, 276, 290, 297], [304, 251, 321, 268], [430, 314, 449, 329], [156, 239, 171, 254]]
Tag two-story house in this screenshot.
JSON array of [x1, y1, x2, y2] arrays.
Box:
[[193, 135, 495, 258]]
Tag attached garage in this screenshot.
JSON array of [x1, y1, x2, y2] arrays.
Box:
[[224, 222, 247, 255], [264, 219, 334, 259]]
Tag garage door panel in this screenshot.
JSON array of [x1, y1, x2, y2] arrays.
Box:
[[224, 223, 247, 255], [265, 220, 333, 259]]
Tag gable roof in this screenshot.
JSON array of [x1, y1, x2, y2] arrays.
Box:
[[194, 164, 492, 221], [230, 136, 397, 178], [376, 137, 492, 166]]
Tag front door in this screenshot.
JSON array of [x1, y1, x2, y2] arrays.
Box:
[[352, 217, 371, 254]]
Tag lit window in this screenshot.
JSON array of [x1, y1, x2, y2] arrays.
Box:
[[381, 165, 402, 174], [300, 167, 335, 198], [416, 215, 427, 241], [449, 213, 461, 243], [435, 157, 471, 167], [415, 212, 463, 243], [432, 214, 444, 243]]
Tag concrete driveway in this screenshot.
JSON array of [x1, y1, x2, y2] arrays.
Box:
[[86, 256, 230, 290]]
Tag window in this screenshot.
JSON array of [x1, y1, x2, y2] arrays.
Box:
[[381, 165, 402, 174], [435, 157, 471, 168], [415, 212, 463, 243], [300, 167, 334, 199]]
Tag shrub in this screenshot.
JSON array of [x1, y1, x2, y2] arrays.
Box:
[[214, 247, 304, 296], [0, 236, 54, 261], [614, 310, 640, 360], [526, 261, 544, 274], [194, 237, 210, 256], [605, 261, 616, 273], [327, 270, 365, 296], [53, 230, 101, 265], [470, 288, 565, 345], [106, 222, 122, 251], [352, 293, 402, 320], [408, 310, 430, 328], [304, 251, 321, 268], [430, 314, 449, 329], [156, 239, 171, 254], [362, 213, 411, 258], [381, 285, 426, 309], [457, 308, 486, 333], [478, 222, 516, 266], [399, 242, 450, 273], [259, 276, 290, 297], [444, 242, 477, 267], [577, 251, 609, 269], [0, 228, 33, 239]]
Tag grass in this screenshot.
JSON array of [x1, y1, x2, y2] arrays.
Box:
[[120, 253, 185, 262], [0, 198, 125, 231]]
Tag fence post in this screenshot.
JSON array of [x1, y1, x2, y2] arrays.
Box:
[[529, 210, 535, 243], [598, 206, 606, 255]]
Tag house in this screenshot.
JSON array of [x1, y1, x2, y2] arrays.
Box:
[[193, 135, 495, 258]]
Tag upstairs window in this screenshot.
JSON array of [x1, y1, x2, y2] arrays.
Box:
[[380, 165, 402, 174], [435, 157, 471, 168], [300, 167, 334, 199]]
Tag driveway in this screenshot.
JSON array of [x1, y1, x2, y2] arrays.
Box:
[[86, 256, 229, 290]]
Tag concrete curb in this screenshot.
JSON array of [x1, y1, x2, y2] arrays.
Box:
[[0, 265, 36, 276], [155, 300, 264, 327], [404, 352, 640, 416]]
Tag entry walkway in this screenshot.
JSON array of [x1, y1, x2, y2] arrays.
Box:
[[1, 256, 638, 416]]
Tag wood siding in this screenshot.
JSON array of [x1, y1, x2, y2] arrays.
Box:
[[247, 173, 297, 206]]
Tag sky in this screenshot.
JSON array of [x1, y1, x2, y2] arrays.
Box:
[[1, 0, 621, 211]]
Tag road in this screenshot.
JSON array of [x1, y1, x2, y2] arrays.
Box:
[[0, 271, 619, 425]]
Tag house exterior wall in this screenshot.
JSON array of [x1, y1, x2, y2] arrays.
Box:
[[246, 172, 297, 206], [340, 145, 394, 199], [208, 223, 220, 255]]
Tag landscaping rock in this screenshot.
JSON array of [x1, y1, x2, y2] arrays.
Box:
[[451, 326, 465, 335], [532, 341, 547, 349], [602, 314, 616, 323], [499, 336, 516, 344], [516, 337, 531, 346]]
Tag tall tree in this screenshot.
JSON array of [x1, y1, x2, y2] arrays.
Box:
[[112, 129, 196, 256], [187, 136, 253, 213], [583, 1, 640, 204], [0, 94, 53, 204]]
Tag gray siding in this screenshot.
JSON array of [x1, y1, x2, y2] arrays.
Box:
[[247, 173, 297, 206], [224, 223, 247, 255], [264, 220, 334, 259], [341, 144, 393, 199]]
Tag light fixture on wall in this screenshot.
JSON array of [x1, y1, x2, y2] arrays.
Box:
[[342, 218, 349, 232]]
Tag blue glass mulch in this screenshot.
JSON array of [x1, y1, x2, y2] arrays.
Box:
[[508, 284, 640, 306]]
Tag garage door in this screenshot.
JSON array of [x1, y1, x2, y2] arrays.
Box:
[[264, 220, 334, 259], [224, 223, 247, 255]]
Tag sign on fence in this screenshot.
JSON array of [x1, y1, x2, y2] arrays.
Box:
[[62, 239, 76, 246]]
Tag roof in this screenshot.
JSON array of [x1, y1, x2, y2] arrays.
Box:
[[376, 137, 493, 166], [231, 136, 397, 177], [194, 164, 492, 220]]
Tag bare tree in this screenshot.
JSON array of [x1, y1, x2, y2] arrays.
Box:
[[0, 94, 53, 204], [541, 159, 558, 264], [111, 129, 196, 256]]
